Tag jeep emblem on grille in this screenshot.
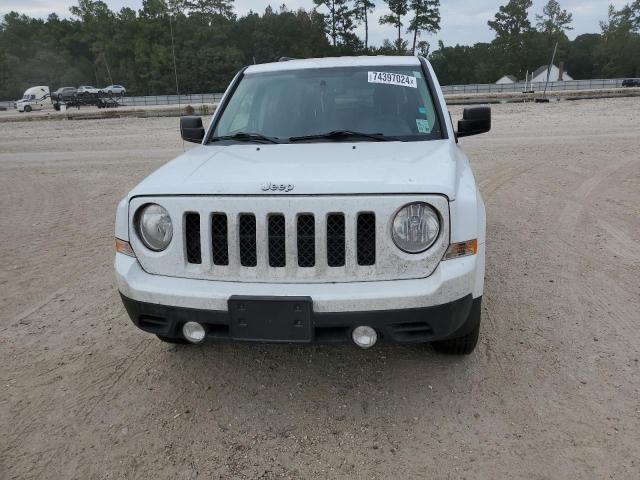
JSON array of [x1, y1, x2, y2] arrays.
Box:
[[261, 182, 294, 192]]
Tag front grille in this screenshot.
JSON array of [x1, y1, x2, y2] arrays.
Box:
[[181, 211, 375, 270], [185, 213, 201, 264], [239, 214, 257, 267], [130, 195, 449, 283]]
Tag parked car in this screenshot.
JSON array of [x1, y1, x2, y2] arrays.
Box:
[[15, 86, 50, 112], [622, 79, 640, 87], [115, 56, 490, 354], [51, 86, 77, 101], [102, 84, 126, 95], [77, 85, 101, 94]]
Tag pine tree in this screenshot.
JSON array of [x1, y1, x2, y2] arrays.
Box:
[[353, 0, 375, 51], [379, 0, 408, 53], [407, 0, 440, 55], [313, 0, 355, 46], [488, 0, 534, 76], [535, 0, 573, 39]]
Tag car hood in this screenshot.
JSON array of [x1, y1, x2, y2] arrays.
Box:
[[129, 140, 460, 199]]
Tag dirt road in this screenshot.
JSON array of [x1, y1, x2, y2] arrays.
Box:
[[1, 99, 639, 479]]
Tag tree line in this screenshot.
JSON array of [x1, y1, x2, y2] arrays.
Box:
[[0, 0, 639, 100]]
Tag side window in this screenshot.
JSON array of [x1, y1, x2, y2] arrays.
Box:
[[227, 90, 255, 133], [215, 82, 257, 135], [413, 70, 440, 136]]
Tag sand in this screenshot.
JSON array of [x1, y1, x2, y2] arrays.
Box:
[[1, 98, 639, 478]]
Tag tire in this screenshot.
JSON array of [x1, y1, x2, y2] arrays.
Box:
[[24, 105, 32, 112], [432, 298, 481, 355], [156, 335, 190, 344]]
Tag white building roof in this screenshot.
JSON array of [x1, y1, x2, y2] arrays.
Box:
[[529, 64, 573, 82], [496, 75, 518, 84]]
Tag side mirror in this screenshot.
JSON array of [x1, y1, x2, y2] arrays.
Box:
[[457, 105, 491, 138], [180, 116, 205, 143]]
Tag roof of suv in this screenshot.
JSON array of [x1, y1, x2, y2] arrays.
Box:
[[246, 56, 422, 74]]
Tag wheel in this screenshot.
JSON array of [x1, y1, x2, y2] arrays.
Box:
[[432, 298, 481, 355], [156, 335, 190, 344], [24, 105, 32, 112]]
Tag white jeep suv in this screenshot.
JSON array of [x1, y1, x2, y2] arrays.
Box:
[[115, 56, 489, 354]]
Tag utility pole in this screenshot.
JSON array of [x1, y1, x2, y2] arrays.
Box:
[[102, 52, 114, 86], [169, 14, 180, 97], [542, 41, 558, 100]]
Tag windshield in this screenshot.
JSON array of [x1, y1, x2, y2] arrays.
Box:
[[212, 65, 443, 143]]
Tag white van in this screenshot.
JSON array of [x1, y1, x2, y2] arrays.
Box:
[[15, 86, 51, 112]]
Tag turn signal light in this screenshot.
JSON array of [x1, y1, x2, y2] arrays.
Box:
[[115, 238, 136, 257], [443, 239, 477, 260]]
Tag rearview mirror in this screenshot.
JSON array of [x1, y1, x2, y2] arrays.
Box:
[[180, 116, 205, 143], [457, 105, 491, 138]]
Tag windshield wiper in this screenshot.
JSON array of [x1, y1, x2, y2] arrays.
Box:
[[289, 130, 398, 142], [210, 132, 279, 144]]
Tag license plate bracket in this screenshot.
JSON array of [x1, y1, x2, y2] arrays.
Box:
[[228, 296, 313, 342]]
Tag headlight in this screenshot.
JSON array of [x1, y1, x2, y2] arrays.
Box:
[[136, 204, 173, 251], [392, 202, 440, 253]]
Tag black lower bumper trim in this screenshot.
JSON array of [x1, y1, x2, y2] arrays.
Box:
[[120, 293, 480, 344]]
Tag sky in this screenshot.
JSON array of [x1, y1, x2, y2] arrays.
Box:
[[0, 0, 628, 47]]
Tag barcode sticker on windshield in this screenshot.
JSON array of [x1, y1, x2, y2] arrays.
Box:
[[368, 71, 417, 88]]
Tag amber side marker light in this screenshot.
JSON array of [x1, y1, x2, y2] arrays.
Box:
[[443, 239, 477, 260], [115, 238, 136, 258]]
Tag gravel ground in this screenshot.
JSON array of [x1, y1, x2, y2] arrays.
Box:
[[1, 98, 639, 479]]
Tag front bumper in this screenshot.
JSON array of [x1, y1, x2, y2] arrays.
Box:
[[116, 245, 484, 344], [120, 292, 481, 344]]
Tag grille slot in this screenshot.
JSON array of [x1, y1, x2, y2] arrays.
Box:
[[211, 213, 229, 265], [297, 214, 315, 267], [239, 214, 257, 267], [390, 321, 433, 342], [327, 214, 345, 267], [357, 213, 376, 266], [138, 315, 170, 335], [268, 214, 286, 267], [185, 213, 201, 264]]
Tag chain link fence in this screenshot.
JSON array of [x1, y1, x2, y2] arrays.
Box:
[[0, 93, 223, 110], [118, 92, 224, 106], [440, 78, 626, 95], [1, 79, 633, 110]]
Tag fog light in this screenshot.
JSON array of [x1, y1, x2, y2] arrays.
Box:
[[182, 322, 205, 343], [352, 326, 377, 349]]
